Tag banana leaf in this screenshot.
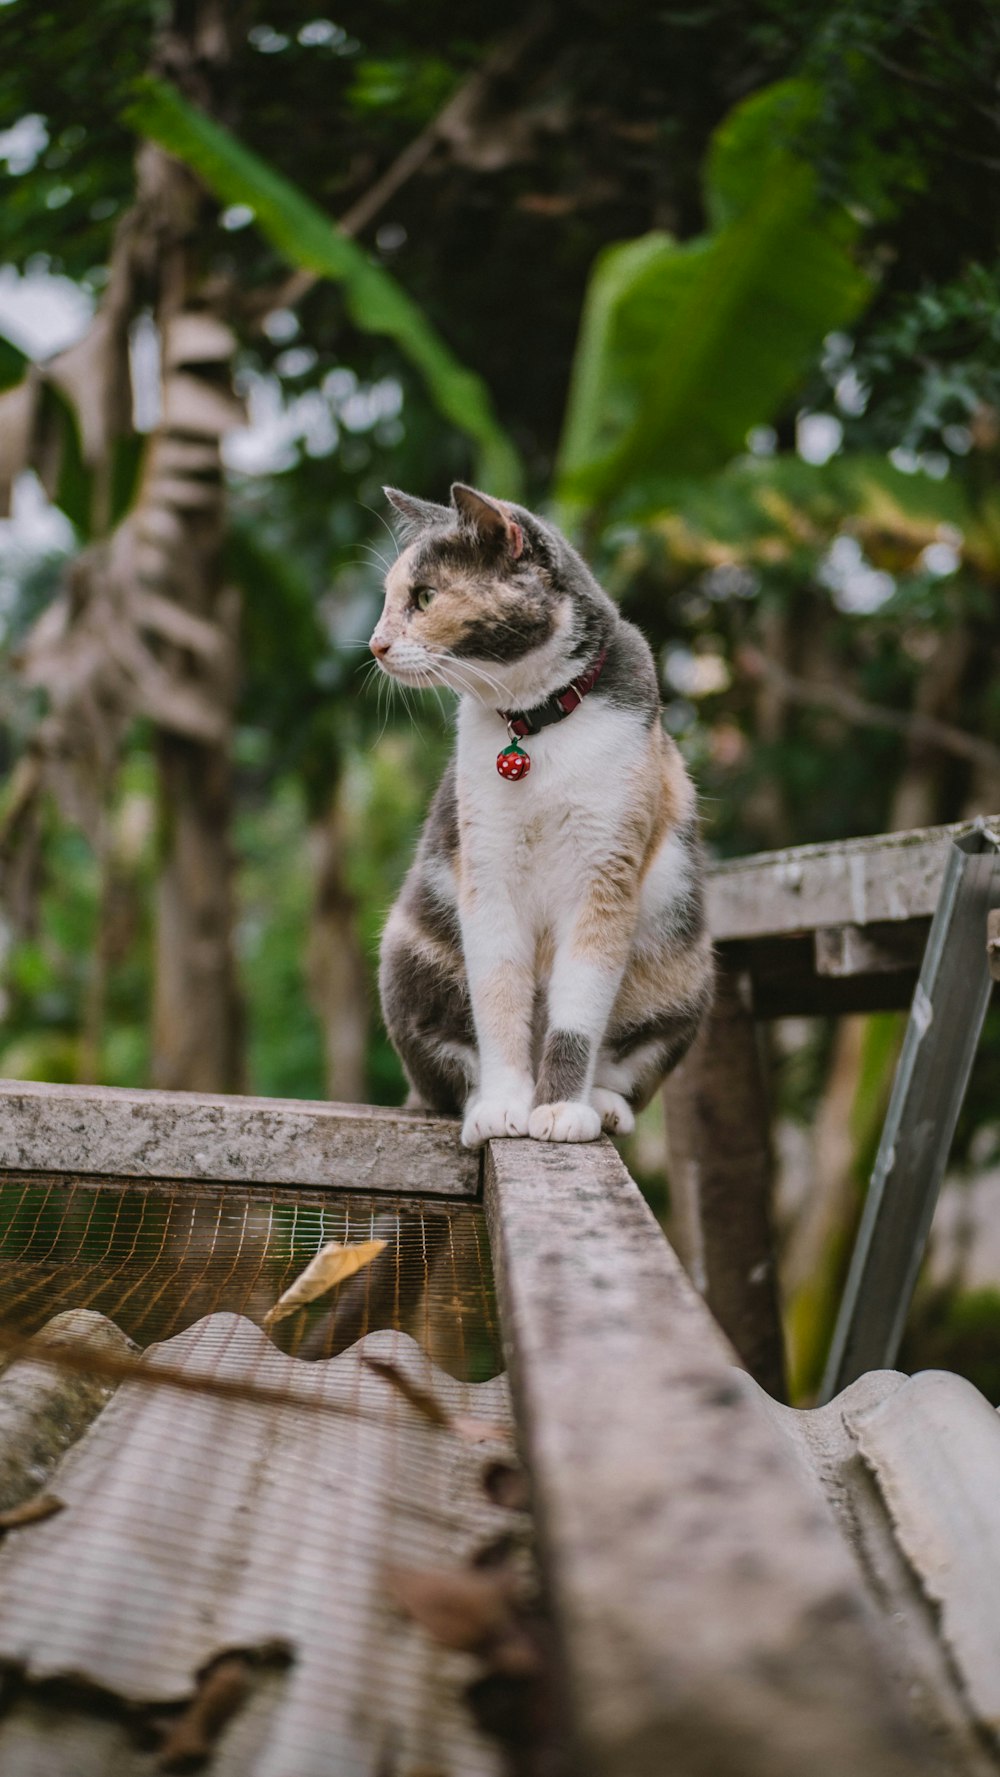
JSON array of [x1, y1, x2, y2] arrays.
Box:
[[555, 82, 873, 525], [126, 78, 521, 498]]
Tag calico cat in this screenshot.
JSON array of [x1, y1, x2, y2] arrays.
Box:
[[371, 482, 713, 1149]]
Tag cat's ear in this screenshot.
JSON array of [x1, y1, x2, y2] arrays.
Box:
[[451, 483, 524, 560], [383, 487, 452, 538]]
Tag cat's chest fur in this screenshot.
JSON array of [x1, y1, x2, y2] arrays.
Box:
[[455, 695, 650, 916]]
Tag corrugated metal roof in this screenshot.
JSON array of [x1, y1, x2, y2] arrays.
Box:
[[0, 1313, 529, 1776], [738, 1366, 1000, 1776]]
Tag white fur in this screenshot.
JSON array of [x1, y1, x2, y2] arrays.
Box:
[[455, 695, 652, 1147]]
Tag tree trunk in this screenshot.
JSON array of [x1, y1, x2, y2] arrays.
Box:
[[145, 4, 247, 1092], [306, 788, 370, 1104]]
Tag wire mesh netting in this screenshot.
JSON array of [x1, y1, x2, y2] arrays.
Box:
[[0, 1172, 502, 1377], [0, 1172, 537, 1776]]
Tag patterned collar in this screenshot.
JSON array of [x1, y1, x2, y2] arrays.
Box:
[[499, 647, 608, 739]]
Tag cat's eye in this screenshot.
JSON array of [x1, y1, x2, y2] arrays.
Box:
[[413, 585, 436, 611]]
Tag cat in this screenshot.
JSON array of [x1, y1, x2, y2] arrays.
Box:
[[371, 482, 713, 1149]]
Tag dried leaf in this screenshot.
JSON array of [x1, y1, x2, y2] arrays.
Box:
[[263, 1238, 387, 1327], [157, 1654, 250, 1771], [0, 1494, 65, 1532], [386, 1564, 518, 1653], [0, 378, 39, 513], [451, 1414, 510, 1445], [162, 371, 245, 436], [363, 1355, 451, 1428], [483, 1461, 531, 1512], [164, 312, 236, 369], [131, 589, 226, 662], [46, 310, 132, 466]]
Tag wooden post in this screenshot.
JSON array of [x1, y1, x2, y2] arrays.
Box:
[[484, 1137, 934, 1777], [662, 963, 786, 1400]]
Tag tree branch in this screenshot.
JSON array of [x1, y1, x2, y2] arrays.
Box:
[[244, 7, 553, 327], [737, 645, 1000, 774]]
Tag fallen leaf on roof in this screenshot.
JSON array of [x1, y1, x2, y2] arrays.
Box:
[[0, 1494, 65, 1533], [363, 1355, 451, 1427], [386, 1564, 519, 1654], [263, 1238, 387, 1327], [452, 1414, 510, 1445], [157, 1653, 251, 1771]]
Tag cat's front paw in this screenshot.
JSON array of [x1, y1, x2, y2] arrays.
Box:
[[528, 1101, 601, 1143], [461, 1093, 532, 1148], [591, 1088, 635, 1136]]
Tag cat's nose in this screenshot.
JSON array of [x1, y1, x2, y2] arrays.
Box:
[[369, 635, 391, 659]]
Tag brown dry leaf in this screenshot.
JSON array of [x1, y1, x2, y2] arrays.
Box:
[[0, 377, 39, 513], [157, 1654, 251, 1771], [386, 1564, 518, 1653], [451, 1414, 510, 1445], [363, 1355, 451, 1428], [0, 1494, 65, 1532], [263, 1238, 387, 1327], [483, 1461, 531, 1512]]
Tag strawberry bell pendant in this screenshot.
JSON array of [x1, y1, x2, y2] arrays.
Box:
[[497, 738, 530, 781]]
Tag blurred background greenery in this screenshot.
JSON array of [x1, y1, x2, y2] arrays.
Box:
[[2, 0, 1000, 1398]]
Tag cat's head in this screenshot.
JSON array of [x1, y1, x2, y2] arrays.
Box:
[[368, 483, 611, 706]]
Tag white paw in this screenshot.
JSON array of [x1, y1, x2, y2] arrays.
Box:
[[591, 1088, 635, 1136], [461, 1094, 532, 1148], [528, 1101, 602, 1143]]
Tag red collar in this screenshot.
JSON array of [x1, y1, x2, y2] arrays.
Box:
[[499, 647, 608, 739]]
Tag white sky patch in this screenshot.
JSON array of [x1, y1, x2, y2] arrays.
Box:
[[662, 645, 731, 697], [262, 307, 299, 343], [0, 264, 93, 358], [919, 541, 961, 578], [834, 367, 868, 416], [224, 371, 338, 473], [0, 471, 75, 571], [796, 412, 843, 465], [220, 203, 255, 232], [129, 311, 162, 433], [0, 113, 48, 176], [298, 18, 346, 46], [818, 534, 895, 614]]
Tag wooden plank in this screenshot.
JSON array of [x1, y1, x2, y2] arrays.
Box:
[[662, 964, 786, 1399], [814, 920, 928, 980], [0, 1080, 478, 1198], [708, 815, 1000, 942], [484, 1137, 936, 1777]]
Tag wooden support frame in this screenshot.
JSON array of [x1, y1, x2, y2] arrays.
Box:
[[0, 1077, 937, 1773], [664, 815, 1000, 1396], [0, 1079, 479, 1198]]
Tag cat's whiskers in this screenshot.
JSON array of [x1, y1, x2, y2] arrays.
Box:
[[359, 501, 402, 563]]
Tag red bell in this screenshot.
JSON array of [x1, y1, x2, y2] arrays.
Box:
[[497, 741, 530, 780]]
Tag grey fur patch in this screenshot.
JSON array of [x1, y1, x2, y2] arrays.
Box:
[[534, 1030, 590, 1106], [380, 944, 474, 1114], [451, 602, 556, 663], [609, 1001, 705, 1068]]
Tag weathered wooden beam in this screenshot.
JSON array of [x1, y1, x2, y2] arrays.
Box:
[[814, 920, 928, 980], [662, 965, 786, 1399], [484, 1137, 935, 1777], [0, 1080, 478, 1198], [708, 815, 1000, 942]]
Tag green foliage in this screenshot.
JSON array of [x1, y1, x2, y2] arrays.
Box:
[[555, 82, 872, 524], [127, 78, 522, 497]]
